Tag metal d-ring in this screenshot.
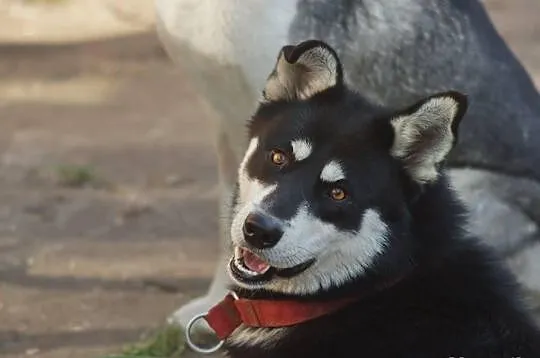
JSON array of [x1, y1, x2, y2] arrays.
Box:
[[185, 313, 224, 354]]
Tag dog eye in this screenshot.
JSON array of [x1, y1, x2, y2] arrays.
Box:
[[270, 149, 288, 166], [329, 187, 347, 201]]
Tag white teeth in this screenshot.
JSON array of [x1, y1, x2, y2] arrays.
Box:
[[234, 247, 242, 260], [235, 259, 259, 276], [233, 246, 269, 276]]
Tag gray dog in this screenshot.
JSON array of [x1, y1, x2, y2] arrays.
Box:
[[155, 0, 540, 329]]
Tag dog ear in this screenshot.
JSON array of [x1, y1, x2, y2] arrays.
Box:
[[262, 40, 344, 102], [390, 91, 468, 184]]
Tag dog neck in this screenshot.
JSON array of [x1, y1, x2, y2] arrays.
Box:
[[204, 273, 407, 341]]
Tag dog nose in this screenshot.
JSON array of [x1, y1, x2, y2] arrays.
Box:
[[243, 212, 283, 249]]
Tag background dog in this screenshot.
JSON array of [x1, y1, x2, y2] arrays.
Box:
[[155, 0, 540, 328]]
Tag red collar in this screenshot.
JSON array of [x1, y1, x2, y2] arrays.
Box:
[[205, 293, 357, 340], [203, 274, 408, 340]]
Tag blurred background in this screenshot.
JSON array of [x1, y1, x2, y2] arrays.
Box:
[[0, 0, 539, 357]]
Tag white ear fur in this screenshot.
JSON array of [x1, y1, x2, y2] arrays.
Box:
[[390, 93, 467, 183], [263, 40, 342, 102]]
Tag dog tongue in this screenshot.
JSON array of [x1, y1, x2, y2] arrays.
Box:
[[243, 250, 271, 274]]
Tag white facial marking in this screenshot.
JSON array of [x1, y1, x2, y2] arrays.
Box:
[[230, 184, 277, 249], [230, 202, 389, 294], [270, 207, 388, 294], [231, 136, 278, 247], [291, 139, 313, 161], [239, 137, 259, 176], [320, 160, 346, 182], [237, 137, 261, 202]]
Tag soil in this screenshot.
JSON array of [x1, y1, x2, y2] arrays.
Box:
[[0, 1, 539, 357]]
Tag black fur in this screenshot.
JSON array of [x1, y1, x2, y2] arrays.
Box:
[[226, 41, 540, 358]]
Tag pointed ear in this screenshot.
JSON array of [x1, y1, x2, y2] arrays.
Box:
[[390, 91, 468, 183], [262, 40, 344, 102]]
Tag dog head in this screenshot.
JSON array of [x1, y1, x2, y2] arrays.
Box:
[[229, 40, 467, 296]]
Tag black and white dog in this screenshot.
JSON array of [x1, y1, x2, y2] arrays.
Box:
[[221, 39, 540, 358], [156, 0, 540, 328]]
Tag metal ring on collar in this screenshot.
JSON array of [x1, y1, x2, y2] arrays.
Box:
[[185, 313, 224, 354]]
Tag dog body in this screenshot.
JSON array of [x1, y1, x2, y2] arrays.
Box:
[[224, 40, 540, 357], [228, 247, 540, 358], [155, 0, 540, 327]]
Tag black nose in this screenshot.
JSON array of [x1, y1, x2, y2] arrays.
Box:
[[243, 212, 284, 249]]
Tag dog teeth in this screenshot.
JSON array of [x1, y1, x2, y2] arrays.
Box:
[[233, 246, 269, 276], [235, 260, 259, 276], [234, 247, 242, 260]]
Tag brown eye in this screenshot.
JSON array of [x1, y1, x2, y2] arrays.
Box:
[[270, 150, 288, 166], [330, 187, 347, 201]]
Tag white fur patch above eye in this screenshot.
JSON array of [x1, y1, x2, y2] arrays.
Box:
[[291, 139, 312, 161], [320, 160, 345, 182]]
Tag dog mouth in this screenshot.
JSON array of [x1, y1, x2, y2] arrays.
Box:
[[229, 247, 315, 284]]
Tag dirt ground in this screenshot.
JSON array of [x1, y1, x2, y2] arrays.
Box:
[[0, 1, 540, 358]]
